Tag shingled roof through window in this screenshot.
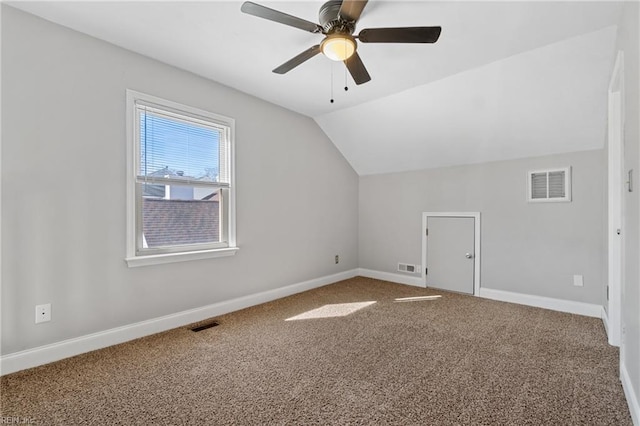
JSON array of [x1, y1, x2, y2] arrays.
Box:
[[142, 199, 219, 247]]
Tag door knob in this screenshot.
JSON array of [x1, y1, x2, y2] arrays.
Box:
[[465, 253, 473, 259]]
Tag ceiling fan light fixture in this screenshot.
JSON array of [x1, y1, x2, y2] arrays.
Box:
[[321, 34, 356, 61]]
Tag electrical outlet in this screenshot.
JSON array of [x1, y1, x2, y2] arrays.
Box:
[[573, 275, 583, 287], [35, 303, 51, 324], [335, 255, 339, 264]]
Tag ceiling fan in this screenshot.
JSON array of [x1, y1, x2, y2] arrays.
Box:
[[241, 0, 442, 85]]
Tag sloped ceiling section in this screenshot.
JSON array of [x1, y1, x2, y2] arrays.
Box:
[[315, 25, 618, 175], [8, 1, 622, 176]]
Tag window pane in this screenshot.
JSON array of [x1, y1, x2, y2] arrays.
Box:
[[141, 184, 220, 248], [142, 183, 166, 198], [138, 109, 222, 183], [127, 91, 236, 263]]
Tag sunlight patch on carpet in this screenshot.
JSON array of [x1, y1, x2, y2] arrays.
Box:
[[285, 301, 377, 321], [394, 295, 442, 302]]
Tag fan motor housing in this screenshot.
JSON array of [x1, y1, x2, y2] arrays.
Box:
[[319, 0, 355, 34]]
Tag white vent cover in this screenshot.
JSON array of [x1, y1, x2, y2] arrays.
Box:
[[528, 167, 571, 202], [398, 263, 416, 273]]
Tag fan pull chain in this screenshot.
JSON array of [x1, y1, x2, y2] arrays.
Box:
[[343, 37, 349, 91], [344, 62, 349, 92], [330, 62, 335, 103], [330, 60, 350, 103]]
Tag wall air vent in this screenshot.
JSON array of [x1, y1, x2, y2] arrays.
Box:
[[528, 167, 571, 203], [398, 263, 416, 274]]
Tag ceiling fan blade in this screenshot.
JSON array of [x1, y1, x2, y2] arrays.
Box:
[[344, 52, 371, 85], [358, 27, 442, 43], [241, 2, 322, 34], [338, 0, 369, 22], [273, 45, 322, 74]]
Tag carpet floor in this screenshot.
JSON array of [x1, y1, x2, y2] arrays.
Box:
[[0, 277, 632, 425]]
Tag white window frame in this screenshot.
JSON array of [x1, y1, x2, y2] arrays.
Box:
[[527, 167, 572, 203], [125, 90, 238, 267]]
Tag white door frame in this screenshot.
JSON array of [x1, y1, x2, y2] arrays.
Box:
[[422, 212, 481, 296], [606, 50, 624, 347]]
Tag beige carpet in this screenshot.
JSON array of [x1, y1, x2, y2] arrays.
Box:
[[0, 277, 632, 425]]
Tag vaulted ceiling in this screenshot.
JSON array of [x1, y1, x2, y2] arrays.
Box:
[[10, 1, 623, 175]]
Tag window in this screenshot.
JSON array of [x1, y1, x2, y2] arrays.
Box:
[[527, 167, 571, 203], [126, 90, 237, 267]]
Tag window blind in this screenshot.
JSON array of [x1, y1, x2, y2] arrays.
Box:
[[136, 104, 230, 185]]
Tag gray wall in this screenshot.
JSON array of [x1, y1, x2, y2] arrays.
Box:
[[359, 150, 605, 304], [1, 6, 358, 355], [617, 0, 640, 416]]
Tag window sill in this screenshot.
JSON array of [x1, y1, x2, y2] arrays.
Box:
[[125, 247, 239, 268]]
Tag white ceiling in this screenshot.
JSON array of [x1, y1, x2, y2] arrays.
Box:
[[9, 1, 623, 175]]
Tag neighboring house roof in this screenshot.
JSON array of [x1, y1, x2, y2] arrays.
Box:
[[148, 166, 182, 178], [143, 199, 219, 247], [200, 191, 219, 202], [147, 166, 219, 183]]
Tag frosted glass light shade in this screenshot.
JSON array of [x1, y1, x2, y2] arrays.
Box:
[[321, 36, 356, 61]]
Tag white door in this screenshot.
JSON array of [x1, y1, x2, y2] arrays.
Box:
[[426, 216, 475, 294], [607, 51, 624, 347]]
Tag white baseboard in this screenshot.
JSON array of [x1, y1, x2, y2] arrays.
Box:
[[358, 268, 425, 288], [621, 361, 640, 426], [478, 287, 602, 318], [357, 271, 603, 319], [601, 306, 610, 336], [0, 269, 358, 376]]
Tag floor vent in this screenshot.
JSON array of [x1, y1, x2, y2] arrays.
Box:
[[191, 321, 219, 332]]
